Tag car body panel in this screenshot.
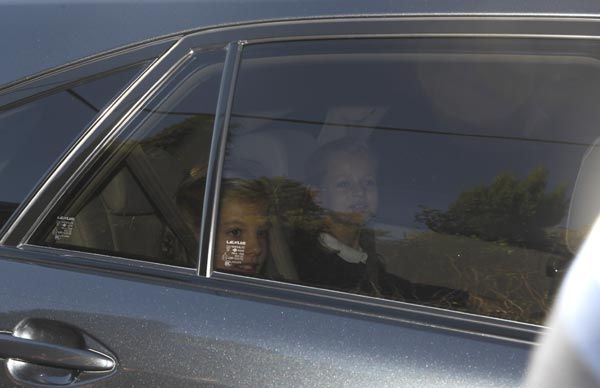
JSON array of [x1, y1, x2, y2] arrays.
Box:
[[3, 0, 600, 85], [0, 247, 530, 387]]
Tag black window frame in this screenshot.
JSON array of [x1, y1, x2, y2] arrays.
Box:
[[5, 16, 600, 342]]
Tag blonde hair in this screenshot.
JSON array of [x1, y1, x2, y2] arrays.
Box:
[[304, 139, 377, 187], [220, 178, 270, 208]]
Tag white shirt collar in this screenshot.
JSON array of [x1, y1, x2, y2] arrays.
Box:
[[319, 233, 368, 264]]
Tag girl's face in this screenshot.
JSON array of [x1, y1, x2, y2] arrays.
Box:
[[318, 152, 378, 226], [214, 196, 269, 275]]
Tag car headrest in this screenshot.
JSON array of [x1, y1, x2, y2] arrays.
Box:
[[101, 168, 155, 215], [101, 148, 184, 216], [224, 129, 316, 180]]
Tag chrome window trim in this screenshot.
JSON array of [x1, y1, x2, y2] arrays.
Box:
[[206, 270, 542, 344], [19, 243, 198, 276]]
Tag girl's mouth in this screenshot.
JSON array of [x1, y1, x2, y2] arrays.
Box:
[[232, 263, 259, 274], [349, 203, 368, 212]]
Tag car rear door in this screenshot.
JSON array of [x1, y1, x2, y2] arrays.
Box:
[[6, 16, 597, 386]]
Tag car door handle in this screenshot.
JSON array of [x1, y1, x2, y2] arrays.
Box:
[[0, 333, 115, 372]]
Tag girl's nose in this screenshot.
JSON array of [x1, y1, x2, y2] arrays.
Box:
[[352, 183, 367, 198], [245, 237, 263, 261]]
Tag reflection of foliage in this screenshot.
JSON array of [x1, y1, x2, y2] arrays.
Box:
[[416, 168, 569, 253], [215, 176, 324, 233], [264, 177, 324, 233], [141, 114, 214, 153], [378, 231, 567, 324]]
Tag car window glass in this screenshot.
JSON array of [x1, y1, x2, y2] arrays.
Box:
[[0, 64, 147, 228], [216, 38, 600, 324], [31, 49, 225, 268]]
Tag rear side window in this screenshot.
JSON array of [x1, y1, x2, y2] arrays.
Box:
[[0, 63, 147, 228], [215, 38, 600, 324], [31, 49, 225, 268]]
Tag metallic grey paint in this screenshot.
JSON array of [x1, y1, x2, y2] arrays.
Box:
[[3, 0, 600, 85], [2, 12, 593, 388], [0, 250, 529, 387]]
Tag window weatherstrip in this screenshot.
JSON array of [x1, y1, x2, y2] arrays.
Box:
[[199, 41, 244, 277]]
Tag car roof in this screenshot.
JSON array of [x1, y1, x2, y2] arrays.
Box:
[[2, 0, 600, 86]]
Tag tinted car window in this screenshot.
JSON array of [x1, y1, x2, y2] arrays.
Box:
[[216, 38, 600, 324], [0, 63, 147, 228], [31, 49, 225, 268]]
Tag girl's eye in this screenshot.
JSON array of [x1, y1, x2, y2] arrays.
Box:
[[365, 178, 377, 187], [227, 228, 242, 238], [336, 180, 351, 189], [257, 229, 268, 238]]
